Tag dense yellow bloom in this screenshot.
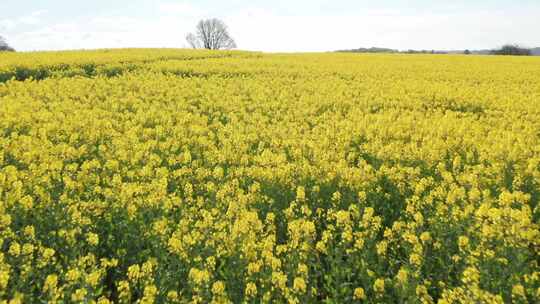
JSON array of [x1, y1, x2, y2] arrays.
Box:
[[189, 268, 211, 286], [21, 244, 34, 256], [86, 271, 101, 287], [42, 248, 55, 260], [71, 288, 87, 302], [416, 285, 428, 297], [293, 277, 307, 293], [353, 287, 366, 300], [245, 282, 257, 297], [66, 269, 81, 282], [462, 267, 480, 285], [1, 49, 539, 303], [117, 281, 131, 303], [409, 253, 422, 266], [0, 271, 9, 290], [8, 243, 20, 257], [272, 272, 288, 290], [247, 262, 262, 275], [212, 281, 226, 295], [420, 232, 431, 243], [512, 284, 526, 299], [167, 291, 179, 302], [396, 268, 409, 285], [297, 263, 308, 276], [374, 279, 385, 293], [296, 186, 306, 202], [97, 297, 112, 304], [376, 241, 388, 256], [127, 265, 141, 282], [140, 285, 157, 304], [23, 226, 35, 239], [86, 233, 99, 246], [42, 275, 58, 294], [458, 236, 469, 249]]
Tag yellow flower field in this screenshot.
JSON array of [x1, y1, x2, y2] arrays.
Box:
[[0, 49, 539, 303]]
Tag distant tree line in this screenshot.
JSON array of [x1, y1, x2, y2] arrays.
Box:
[[336, 48, 449, 55], [337, 44, 536, 56], [490, 44, 531, 56], [336, 47, 398, 54], [403, 49, 448, 54]]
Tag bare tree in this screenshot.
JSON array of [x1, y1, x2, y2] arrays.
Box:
[[186, 19, 236, 50], [186, 33, 202, 49], [0, 35, 15, 52]]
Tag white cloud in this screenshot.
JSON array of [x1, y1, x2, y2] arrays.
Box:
[[158, 2, 206, 17], [4, 3, 540, 52], [0, 19, 16, 31], [10, 11, 202, 51], [6, 2, 214, 51], [225, 7, 540, 52], [19, 10, 48, 25], [0, 10, 47, 31]]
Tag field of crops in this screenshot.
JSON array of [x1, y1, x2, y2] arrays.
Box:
[[1, 49, 539, 303]]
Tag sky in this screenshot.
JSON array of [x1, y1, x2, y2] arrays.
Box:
[[1, 0, 539, 52]]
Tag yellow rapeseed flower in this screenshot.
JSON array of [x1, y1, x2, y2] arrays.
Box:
[[353, 287, 366, 300], [293, 277, 307, 293], [374, 279, 385, 293], [245, 282, 257, 297]]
